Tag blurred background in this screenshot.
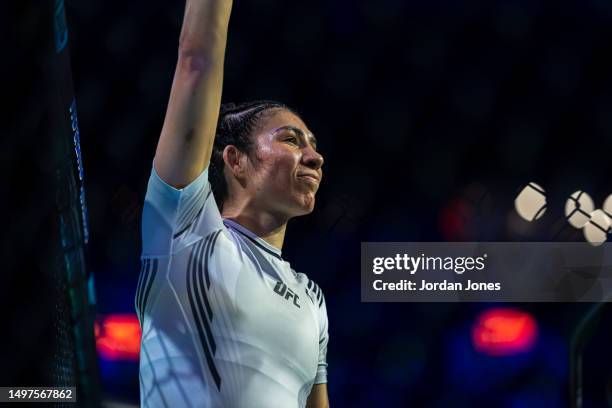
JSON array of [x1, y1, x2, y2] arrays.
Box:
[[5, 0, 612, 406]]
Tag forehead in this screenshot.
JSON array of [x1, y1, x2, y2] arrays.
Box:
[[259, 109, 310, 134]]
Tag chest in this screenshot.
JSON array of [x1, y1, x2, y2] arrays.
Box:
[[230, 260, 320, 374]]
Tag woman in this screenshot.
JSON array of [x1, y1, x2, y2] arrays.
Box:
[[135, 0, 329, 407]]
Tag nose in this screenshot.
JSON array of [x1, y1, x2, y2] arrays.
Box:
[[302, 145, 324, 170]]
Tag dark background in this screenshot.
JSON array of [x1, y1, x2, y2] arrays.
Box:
[[54, 0, 612, 405]]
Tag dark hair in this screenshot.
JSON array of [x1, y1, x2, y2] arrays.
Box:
[[209, 100, 299, 209]]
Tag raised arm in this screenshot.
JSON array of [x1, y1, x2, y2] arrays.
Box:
[[154, 0, 233, 188]]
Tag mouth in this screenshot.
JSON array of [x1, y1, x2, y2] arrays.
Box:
[[297, 174, 320, 185]]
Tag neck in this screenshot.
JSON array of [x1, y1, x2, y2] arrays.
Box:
[[221, 205, 288, 250]]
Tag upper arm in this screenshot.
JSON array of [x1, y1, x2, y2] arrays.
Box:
[[314, 285, 329, 384], [306, 383, 329, 408], [154, 0, 233, 188], [308, 280, 330, 407]]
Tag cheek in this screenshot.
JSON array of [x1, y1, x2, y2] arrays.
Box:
[[254, 149, 298, 180]]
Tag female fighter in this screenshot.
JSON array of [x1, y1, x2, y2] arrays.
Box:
[[135, 0, 329, 407]]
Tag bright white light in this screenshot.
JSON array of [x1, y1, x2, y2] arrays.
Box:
[[515, 182, 546, 222], [583, 209, 611, 247], [564, 191, 594, 228], [604, 194, 612, 220]]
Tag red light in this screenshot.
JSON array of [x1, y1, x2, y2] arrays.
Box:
[[439, 199, 472, 241], [472, 308, 538, 356], [96, 314, 141, 361]]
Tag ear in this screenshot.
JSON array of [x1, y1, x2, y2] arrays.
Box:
[[222, 145, 248, 180]]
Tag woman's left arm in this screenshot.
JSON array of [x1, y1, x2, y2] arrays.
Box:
[[306, 383, 329, 408]]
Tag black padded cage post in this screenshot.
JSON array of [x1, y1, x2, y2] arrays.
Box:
[[1, 1, 100, 406]]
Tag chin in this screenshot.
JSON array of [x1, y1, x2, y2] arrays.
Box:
[[291, 204, 314, 217], [291, 195, 316, 216]]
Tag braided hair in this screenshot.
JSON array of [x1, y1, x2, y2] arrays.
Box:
[[210, 100, 300, 210]]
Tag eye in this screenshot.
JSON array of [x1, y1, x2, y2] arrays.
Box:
[[284, 135, 299, 145]]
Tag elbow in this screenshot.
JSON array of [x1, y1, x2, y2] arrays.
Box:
[[178, 26, 228, 62], [177, 31, 226, 74], [177, 49, 212, 74], [176, 0, 232, 70]]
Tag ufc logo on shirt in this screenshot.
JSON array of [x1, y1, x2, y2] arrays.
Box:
[[273, 281, 300, 308]]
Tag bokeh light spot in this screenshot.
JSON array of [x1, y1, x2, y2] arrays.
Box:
[[96, 314, 141, 361], [472, 308, 538, 356]]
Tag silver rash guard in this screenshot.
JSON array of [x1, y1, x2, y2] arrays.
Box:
[[136, 165, 329, 407]]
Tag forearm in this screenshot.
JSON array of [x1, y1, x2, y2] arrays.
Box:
[[306, 383, 329, 408], [179, 0, 232, 56], [155, 0, 233, 188]]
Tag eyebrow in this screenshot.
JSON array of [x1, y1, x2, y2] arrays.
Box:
[[274, 125, 318, 149]]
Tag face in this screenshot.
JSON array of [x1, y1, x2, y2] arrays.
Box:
[[244, 109, 324, 217]]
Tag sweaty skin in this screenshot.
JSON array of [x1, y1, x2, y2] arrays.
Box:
[[221, 109, 324, 250]]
